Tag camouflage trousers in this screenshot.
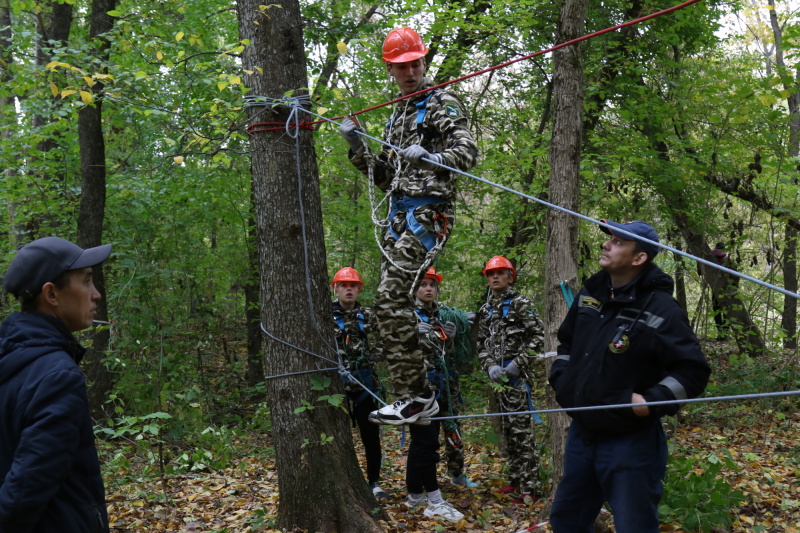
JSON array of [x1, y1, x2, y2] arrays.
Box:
[[496, 384, 540, 494], [375, 203, 453, 398]]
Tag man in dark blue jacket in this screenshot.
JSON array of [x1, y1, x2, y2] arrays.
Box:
[[0, 237, 112, 533], [548, 220, 710, 533]]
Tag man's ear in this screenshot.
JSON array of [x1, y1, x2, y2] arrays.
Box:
[[632, 252, 649, 267], [40, 282, 58, 306]]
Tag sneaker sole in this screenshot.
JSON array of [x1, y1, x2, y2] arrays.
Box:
[[423, 509, 464, 522], [368, 403, 440, 425]]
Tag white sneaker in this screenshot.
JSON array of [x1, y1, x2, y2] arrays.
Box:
[[405, 493, 427, 509], [370, 482, 389, 500], [424, 500, 464, 522], [368, 393, 439, 425]]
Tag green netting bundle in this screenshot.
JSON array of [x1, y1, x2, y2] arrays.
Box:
[[438, 305, 476, 370]]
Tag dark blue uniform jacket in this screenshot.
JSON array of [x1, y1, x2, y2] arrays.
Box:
[[0, 312, 109, 532], [549, 264, 710, 436]]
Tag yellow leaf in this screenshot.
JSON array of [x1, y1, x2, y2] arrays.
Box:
[[336, 41, 348, 55], [317, 107, 328, 115], [45, 61, 60, 69], [175, 31, 184, 42], [60, 89, 77, 98], [173, 156, 184, 164], [244, 70, 254, 75], [332, 88, 343, 100], [229, 75, 241, 85], [157, 51, 163, 60], [134, 71, 147, 79], [82, 76, 94, 87], [739, 515, 755, 525], [255, 66, 263, 74], [49, 81, 58, 97], [217, 82, 228, 91], [80, 91, 93, 105]]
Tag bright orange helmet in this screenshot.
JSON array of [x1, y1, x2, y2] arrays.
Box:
[[482, 256, 516, 280], [382, 28, 428, 63], [332, 267, 363, 288], [424, 267, 443, 285]]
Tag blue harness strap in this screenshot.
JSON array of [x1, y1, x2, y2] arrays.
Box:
[[333, 309, 366, 333], [387, 194, 449, 251], [502, 359, 543, 423], [487, 296, 513, 320]]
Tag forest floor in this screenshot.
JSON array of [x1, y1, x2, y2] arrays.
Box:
[[103, 342, 800, 533]]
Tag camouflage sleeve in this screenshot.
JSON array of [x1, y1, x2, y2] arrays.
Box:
[[424, 91, 478, 173], [347, 122, 395, 192], [508, 296, 545, 375], [475, 305, 492, 372]]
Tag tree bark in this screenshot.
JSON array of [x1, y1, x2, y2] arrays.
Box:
[[77, 0, 116, 420], [545, 0, 588, 503], [235, 0, 383, 530], [245, 188, 263, 386], [767, 0, 799, 348]]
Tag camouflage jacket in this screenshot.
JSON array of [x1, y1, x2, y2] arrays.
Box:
[[332, 301, 379, 369], [476, 288, 545, 378], [414, 299, 454, 372], [349, 79, 478, 202]]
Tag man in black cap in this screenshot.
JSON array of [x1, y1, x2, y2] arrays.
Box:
[[0, 237, 112, 532], [548, 220, 710, 533]]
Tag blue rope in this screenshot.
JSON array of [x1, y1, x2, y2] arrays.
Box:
[[427, 389, 800, 422], [295, 106, 799, 302]]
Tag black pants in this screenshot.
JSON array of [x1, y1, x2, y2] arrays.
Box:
[[406, 420, 441, 493], [351, 394, 382, 483]]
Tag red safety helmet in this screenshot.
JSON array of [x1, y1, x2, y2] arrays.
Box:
[[424, 267, 443, 285], [331, 267, 363, 288], [482, 256, 516, 280], [382, 27, 428, 63]]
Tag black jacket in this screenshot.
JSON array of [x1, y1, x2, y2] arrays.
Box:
[[549, 264, 710, 436], [0, 312, 109, 533]]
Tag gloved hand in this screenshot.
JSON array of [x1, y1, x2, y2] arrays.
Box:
[[488, 365, 504, 381], [504, 360, 520, 378], [399, 144, 443, 170], [442, 321, 456, 339], [339, 117, 363, 151], [464, 311, 476, 323], [417, 322, 434, 335]]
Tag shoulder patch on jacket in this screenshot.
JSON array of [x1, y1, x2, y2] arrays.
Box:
[[445, 104, 460, 118], [579, 295, 601, 310]]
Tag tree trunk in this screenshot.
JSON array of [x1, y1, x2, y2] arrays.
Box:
[[77, 0, 116, 420], [235, 0, 383, 530], [245, 188, 263, 386], [545, 0, 588, 503], [766, 0, 799, 348]]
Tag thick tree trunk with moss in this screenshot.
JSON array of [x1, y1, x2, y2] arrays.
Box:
[[235, 0, 383, 530], [545, 0, 588, 503]]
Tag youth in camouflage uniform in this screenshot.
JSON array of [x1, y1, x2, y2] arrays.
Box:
[[340, 28, 478, 431], [330, 268, 388, 500], [414, 269, 477, 488], [476, 257, 544, 500]]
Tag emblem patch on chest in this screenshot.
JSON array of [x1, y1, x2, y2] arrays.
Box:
[[579, 296, 601, 310], [609, 334, 630, 353]]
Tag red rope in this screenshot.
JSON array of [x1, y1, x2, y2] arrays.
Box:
[[248, 121, 315, 134], [248, 0, 703, 133]]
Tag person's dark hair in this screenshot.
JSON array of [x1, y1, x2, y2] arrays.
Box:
[[715, 242, 725, 250], [632, 242, 654, 264], [20, 270, 72, 312]]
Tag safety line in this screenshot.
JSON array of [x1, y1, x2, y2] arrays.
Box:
[[300, 106, 799, 301], [427, 389, 800, 422]]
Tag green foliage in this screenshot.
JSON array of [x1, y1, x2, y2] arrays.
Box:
[[294, 375, 346, 413], [661, 448, 745, 532]]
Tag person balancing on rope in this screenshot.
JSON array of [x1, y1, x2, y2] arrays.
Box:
[[339, 27, 478, 425], [330, 267, 388, 501], [548, 220, 711, 533]]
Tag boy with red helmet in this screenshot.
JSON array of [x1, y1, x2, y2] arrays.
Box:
[[339, 27, 478, 428], [330, 267, 387, 500], [476, 256, 544, 502]]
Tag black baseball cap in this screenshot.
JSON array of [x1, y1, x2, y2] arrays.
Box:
[[599, 219, 660, 260], [3, 237, 112, 301]]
